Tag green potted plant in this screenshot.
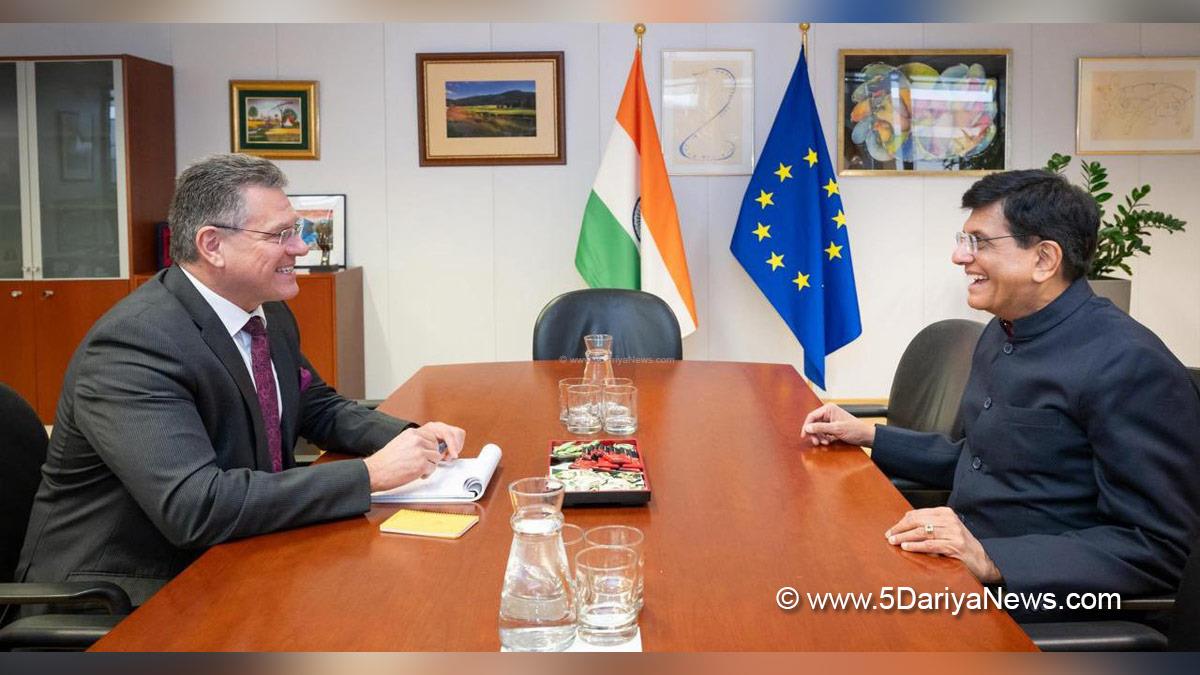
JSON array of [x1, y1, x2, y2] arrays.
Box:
[[1045, 153, 1187, 312]]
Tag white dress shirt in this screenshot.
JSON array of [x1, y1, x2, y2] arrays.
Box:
[[179, 266, 283, 418]]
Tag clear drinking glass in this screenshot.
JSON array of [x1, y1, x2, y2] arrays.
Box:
[[558, 377, 587, 423], [602, 385, 637, 435], [565, 384, 602, 435], [584, 525, 645, 610], [561, 522, 585, 582], [575, 545, 640, 646]]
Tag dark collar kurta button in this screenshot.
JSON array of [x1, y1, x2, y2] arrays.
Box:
[[983, 396, 993, 409], [1003, 343, 1013, 354], [972, 456, 983, 470]]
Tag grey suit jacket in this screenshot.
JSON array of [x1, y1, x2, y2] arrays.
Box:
[[16, 266, 411, 605]]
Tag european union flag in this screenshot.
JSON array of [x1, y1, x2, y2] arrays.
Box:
[[730, 48, 862, 390]]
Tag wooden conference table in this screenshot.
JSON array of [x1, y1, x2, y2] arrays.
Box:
[[92, 361, 1035, 651]]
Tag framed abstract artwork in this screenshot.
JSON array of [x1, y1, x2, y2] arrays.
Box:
[[661, 49, 755, 175], [288, 194, 345, 270], [838, 49, 1010, 175], [230, 80, 320, 160], [1077, 56, 1200, 154], [416, 51, 565, 166]]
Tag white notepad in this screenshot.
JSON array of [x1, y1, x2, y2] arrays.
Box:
[[370, 443, 502, 503]]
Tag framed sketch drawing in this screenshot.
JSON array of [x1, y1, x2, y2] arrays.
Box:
[[230, 80, 320, 160], [838, 49, 1010, 176], [1077, 56, 1200, 154], [288, 194, 345, 270], [661, 49, 754, 175], [416, 52, 565, 166]]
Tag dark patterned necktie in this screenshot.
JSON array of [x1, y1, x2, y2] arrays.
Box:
[[244, 316, 282, 472]]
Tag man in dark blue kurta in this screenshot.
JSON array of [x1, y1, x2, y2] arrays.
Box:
[[803, 170, 1200, 607]]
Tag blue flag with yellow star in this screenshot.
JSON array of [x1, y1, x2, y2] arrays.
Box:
[[730, 48, 861, 390]]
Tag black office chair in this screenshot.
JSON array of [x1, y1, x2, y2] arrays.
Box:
[[0, 383, 130, 651], [532, 289, 682, 360], [1020, 534, 1200, 651], [843, 319, 984, 508]]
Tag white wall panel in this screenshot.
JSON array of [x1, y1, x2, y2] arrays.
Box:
[[5, 21, 1197, 399]]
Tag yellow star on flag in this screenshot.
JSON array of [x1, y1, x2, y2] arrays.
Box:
[[825, 242, 844, 260], [823, 178, 839, 197], [804, 148, 818, 167], [774, 163, 793, 182], [792, 271, 811, 291], [752, 222, 771, 241], [766, 252, 785, 271], [755, 189, 774, 209], [832, 210, 847, 229]]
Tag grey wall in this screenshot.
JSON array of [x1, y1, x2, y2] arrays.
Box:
[[3, 22, 1198, 398]]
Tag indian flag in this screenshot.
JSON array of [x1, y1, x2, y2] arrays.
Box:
[[575, 48, 698, 337]]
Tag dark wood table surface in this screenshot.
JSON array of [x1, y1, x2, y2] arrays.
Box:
[[92, 360, 1036, 651]]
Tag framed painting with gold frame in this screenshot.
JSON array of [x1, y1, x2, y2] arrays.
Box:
[[838, 49, 1010, 176], [230, 80, 320, 160], [416, 52, 565, 166], [1077, 56, 1200, 155]]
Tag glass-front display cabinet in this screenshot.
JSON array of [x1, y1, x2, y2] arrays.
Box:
[[0, 58, 127, 279]]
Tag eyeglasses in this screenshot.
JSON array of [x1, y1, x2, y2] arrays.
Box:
[[211, 222, 303, 246], [954, 231, 1027, 254]]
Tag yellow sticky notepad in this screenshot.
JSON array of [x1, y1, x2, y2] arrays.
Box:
[[379, 508, 479, 539]]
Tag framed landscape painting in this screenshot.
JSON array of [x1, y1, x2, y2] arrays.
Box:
[[1077, 56, 1200, 154], [416, 52, 565, 166], [230, 80, 319, 160], [838, 49, 1010, 176]]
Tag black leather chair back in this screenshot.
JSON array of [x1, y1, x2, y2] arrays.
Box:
[[887, 319, 985, 441], [532, 289, 682, 360], [0, 384, 48, 583], [1172, 537, 1200, 650]]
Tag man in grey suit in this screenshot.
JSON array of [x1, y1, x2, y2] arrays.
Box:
[[17, 153, 465, 606]]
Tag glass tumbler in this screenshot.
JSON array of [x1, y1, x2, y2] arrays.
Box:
[[602, 385, 637, 435], [565, 384, 602, 435], [584, 525, 645, 610], [574, 545, 639, 646]]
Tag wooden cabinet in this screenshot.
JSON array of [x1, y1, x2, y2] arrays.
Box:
[[0, 54, 174, 420], [2, 279, 128, 420], [288, 268, 365, 399]]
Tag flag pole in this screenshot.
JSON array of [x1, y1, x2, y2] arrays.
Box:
[[634, 22, 645, 51], [799, 22, 810, 61]]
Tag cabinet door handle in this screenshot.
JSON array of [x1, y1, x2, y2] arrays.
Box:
[[9, 290, 21, 298], [42, 289, 55, 299]]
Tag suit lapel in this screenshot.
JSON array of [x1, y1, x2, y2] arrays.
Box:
[[162, 266, 272, 471], [265, 303, 300, 469]]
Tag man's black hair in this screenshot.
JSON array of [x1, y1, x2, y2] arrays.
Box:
[[961, 169, 1099, 281]]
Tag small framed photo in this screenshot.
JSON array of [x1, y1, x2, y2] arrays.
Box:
[[838, 49, 1011, 175], [1077, 56, 1200, 155], [416, 51, 565, 166], [288, 194, 345, 270], [230, 80, 319, 160], [661, 49, 755, 175]]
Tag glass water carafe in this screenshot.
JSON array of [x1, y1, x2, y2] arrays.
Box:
[[498, 479, 577, 651], [582, 333, 615, 386]]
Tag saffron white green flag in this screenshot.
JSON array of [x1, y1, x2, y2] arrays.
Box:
[[574, 46, 698, 337]]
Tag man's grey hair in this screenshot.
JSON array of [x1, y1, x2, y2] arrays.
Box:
[[168, 153, 288, 264]]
